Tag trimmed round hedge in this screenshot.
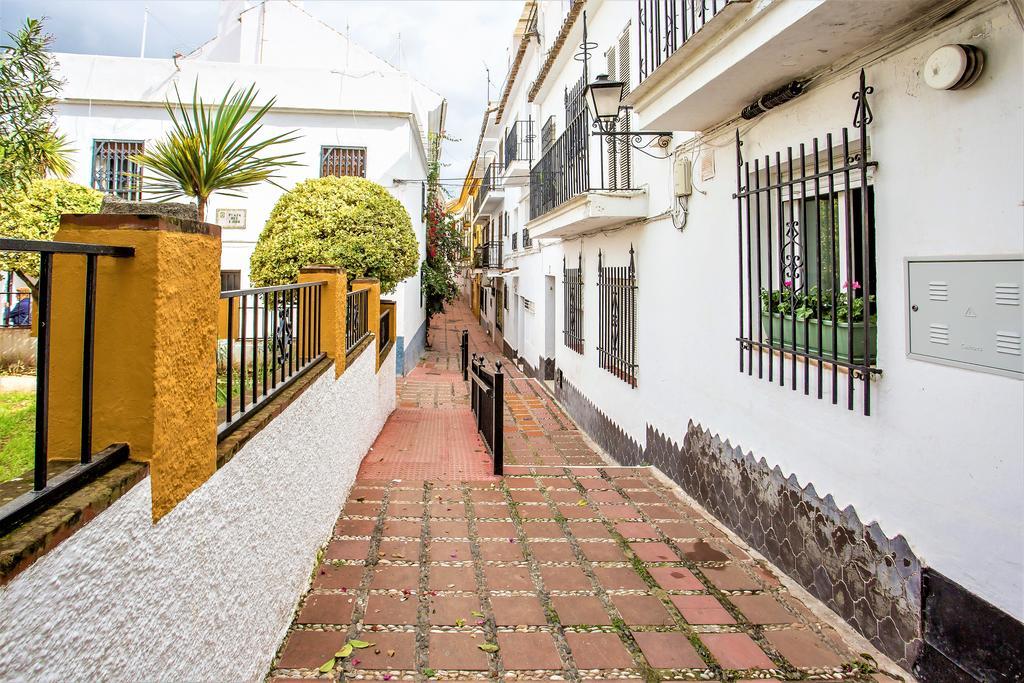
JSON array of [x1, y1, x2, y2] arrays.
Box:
[[249, 176, 418, 292]]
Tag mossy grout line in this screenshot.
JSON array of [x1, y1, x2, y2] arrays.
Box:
[[414, 481, 434, 679], [463, 481, 505, 681]]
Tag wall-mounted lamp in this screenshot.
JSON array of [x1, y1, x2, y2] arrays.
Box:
[[585, 74, 673, 156]]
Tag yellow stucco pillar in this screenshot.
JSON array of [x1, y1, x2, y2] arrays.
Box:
[[47, 214, 220, 521], [299, 265, 347, 378], [350, 278, 381, 366]]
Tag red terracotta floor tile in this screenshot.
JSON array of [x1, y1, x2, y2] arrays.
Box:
[[701, 565, 762, 591], [632, 631, 705, 669], [629, 542, 679, 562], [731, 594, 799, 624], [377, 539, 420, 561], [675, 540, 730, 562], [369, 565, 419, 590], [296, 593, 355, 625], [476, 520, 517, 537], [521, 521, 563, 538], [700, 632, 774, 669], [565, 632, 635, 669], [276, 630, 346, 669], [490, 594, 548, 625], [671, 595, 736, 625], [431, 520, 470, 538], [351, 631, 416, 670], [647, 566, 704, 591], [593, 566, 648, 590], [612, 595, 675, 625], [569, 521, 613, 539], [363, 594, 418, 624], [484, 565, 534, 591], [428, 594, 482, 625], [335, 518, 376, 536], [579, 542, 627, 562], [539, 565, 591, 591], [429, 540, 473, 562], [381, 520, 422, 537], [497, 632, 563, 669], [324, 539, 370, 561], [551, 595, 611, 625], [428, 632, 491, 670], [764, 628, 846, 667], [313, 564, 364, 590], [429, 565, 477, 591], [614, 521, 660, 539]]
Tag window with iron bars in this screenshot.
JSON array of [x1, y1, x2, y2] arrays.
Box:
[[541, 116, 556, 153], [735, 70, 879, 415], [92, 140, 144, 200], [598, 247, 637, 386], [563, 254, 584, 354], [321, 146, 367, 178]]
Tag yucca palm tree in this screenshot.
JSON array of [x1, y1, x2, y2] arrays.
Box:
[[131, 81, 302, 221]]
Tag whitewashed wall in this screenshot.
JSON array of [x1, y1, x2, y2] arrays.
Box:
[[505, 2, 1023, 619], [0, 347, 395, 682]]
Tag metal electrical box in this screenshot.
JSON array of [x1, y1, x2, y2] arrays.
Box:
[[906, 256, 1023, 378]]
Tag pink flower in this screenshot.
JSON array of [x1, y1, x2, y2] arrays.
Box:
[[784, 279, 793, 287], [842, 280, 862, 290]]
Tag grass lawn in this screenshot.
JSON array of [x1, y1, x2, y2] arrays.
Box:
[[0, 391, 35, 483]]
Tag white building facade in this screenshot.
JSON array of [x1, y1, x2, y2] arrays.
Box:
[[467, 0, 1023, 678], [52, 0, 445, 373]]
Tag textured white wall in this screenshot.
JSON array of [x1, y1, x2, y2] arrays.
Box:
[[0, 346, 395, 682]]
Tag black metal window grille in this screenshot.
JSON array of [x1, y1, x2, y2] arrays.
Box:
[[220, 270, 241, 292], [0, 239, 134, 535], [346, 287, 370, 354], [735, 70, 879, 415], [219, 280, 325, 440], [563, 253, 584, 354], [474, 241, 502, 269], [511, 231, 518, 251], [321, 146, 367, 177], [504, 119, 534, 167], [495, 282, 504, 332], [638, 0, 733, 83], [598, 247, 637, 386], [541, 116, 556, 153], [379, 305, 393, 360], [91, 140, 144, 199], [523, 228, 533, 248]]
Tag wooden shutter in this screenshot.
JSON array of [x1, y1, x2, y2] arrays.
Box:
[[617, 28, 632, 190]]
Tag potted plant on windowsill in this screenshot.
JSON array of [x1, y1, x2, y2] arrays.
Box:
[[759, 281, 877, 363]]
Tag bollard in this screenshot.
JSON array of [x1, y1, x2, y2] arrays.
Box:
[[493, 360, 504, 476]]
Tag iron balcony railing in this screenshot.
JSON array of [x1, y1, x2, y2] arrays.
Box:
[[638, 0, 734, 82], [0, 238, 134, 535], [529, 110, 635, 220], [474, 241, 503, 269], [346, 288, 370, 355], [219, 280, 326, 440], [478, 161, 502, 205], [504, 119, 534, 168]]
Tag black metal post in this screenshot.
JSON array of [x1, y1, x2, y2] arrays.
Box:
[[81, 254, 97, 464], [33, 253, 53, 491], [461, 329, 469, 381], [493, 361, 504, 475]]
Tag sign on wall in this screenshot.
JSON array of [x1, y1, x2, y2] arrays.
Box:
[[216, 208, 247, 229]]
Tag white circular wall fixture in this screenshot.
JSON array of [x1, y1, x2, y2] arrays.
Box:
[[924, 44, 985, 90]]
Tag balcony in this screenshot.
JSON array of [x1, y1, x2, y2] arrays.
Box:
[[477, 161, 504, 217], [628, 0, 945, 132], [473, 241, 503, 270], [526, 111, 647, 239], [502, 119, 533, 187]]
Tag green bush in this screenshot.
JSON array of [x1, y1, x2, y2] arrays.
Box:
[[0, 178, 103, 277], [249, 176, 419, 292]]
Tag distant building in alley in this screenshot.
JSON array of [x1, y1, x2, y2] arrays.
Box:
[[459, 0, 1023, 679], [52, 0, 445, 373]]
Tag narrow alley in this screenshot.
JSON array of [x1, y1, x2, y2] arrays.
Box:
[[267, 298, 896, 682]]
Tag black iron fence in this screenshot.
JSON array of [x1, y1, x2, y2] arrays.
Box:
[[218, 280, 325, 440], [504, 119, 534, 168], [0, 238, 134, 535], [474, 241, 503, 269], [469, 354, 504, 475], [530, 110, 635, 220], [378, 305, 393, 360], [638, 0, 735, 82], [598, 248, 638, 387], [734, 70, 880, 415], [479, 161, 502, 204], [346, 288, 370, 355]]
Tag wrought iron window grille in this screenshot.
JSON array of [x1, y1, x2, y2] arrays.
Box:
[[91, 140, 144, 200], [734, 70, 880, 415], [321, 146, 367, 178], [597, 247, 637, 385], [563, 253, 584, 354]]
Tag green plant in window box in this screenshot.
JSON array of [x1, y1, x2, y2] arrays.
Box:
[[759, 281, 877, 363]]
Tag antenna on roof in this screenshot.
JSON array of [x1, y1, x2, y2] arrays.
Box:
[[139, 6, 149, 58], [483, 61, 493, 103]]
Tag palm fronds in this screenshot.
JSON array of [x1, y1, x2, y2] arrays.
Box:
[[131, 81, 303, 220]]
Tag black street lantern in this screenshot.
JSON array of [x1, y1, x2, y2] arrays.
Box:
[[586, 74, 626, 133]]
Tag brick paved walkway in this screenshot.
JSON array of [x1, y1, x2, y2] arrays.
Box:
[[267, 298, 895, 682]]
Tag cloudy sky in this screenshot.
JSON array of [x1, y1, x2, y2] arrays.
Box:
[[0, 0, 526, 193]]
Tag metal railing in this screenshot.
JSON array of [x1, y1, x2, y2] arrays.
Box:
[[218, 280, 325, 440], [529, 110, 635, 220], [346, 288, 370, 355], [523, 228, 533, 249], [0, 238, 134, 535], [504, 119, 534, 168], [469, 352, 504, 475], [638, 0, 734, 83], [511, 232, 518, 251], [378, 305, 393, 360], [479, 161, 502, 204], [598, 248, 638, 387], [474, 241, 503, 269]]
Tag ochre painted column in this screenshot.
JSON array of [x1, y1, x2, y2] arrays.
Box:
[[47, 214, 220, 521], [350, 278, 381, 367], [299, 265, 347, 378]]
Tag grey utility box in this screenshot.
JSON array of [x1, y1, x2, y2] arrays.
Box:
[[906, 256, 1023, 378]]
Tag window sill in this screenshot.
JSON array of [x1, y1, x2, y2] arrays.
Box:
[[0, 460, 148, 584]]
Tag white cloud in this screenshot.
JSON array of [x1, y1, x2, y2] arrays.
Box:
[[0, 0, 524, 191]]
